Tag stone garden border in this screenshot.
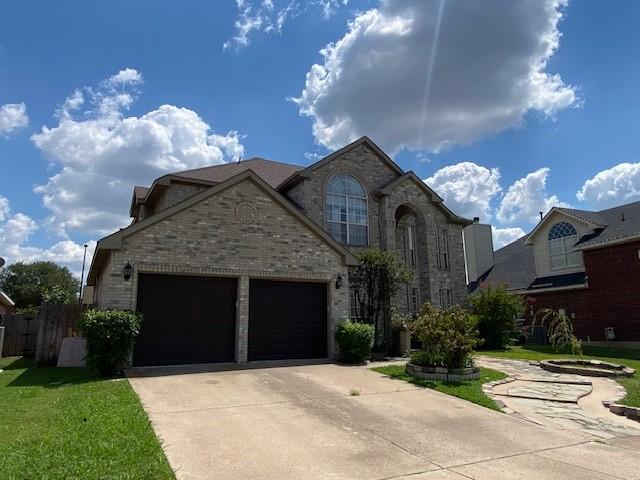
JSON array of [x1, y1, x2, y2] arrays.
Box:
[[540, 359, 635, 378], [406, 362, 480, 382], [606, 403, 640, 422]]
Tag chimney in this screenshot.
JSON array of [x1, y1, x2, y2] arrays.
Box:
[[463, 218, 495, 285], [539, 211, 543, 221]]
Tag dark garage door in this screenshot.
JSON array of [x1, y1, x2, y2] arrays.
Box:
[[248, 280, 327, 361], [134, 274, 237, 366]]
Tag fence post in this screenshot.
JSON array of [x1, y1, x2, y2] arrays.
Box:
[[0, 326, 4, 359]]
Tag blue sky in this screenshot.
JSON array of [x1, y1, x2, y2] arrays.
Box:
[[0, 0, 639, 277]]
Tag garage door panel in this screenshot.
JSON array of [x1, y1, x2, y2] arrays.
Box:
[[248, 280, 327, 361], [134, 274, 237, 366]]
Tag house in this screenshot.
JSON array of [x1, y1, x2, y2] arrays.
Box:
[[86, 136, 471, 366], [0, 290, 15, 317], [466, 200, 640, 346]]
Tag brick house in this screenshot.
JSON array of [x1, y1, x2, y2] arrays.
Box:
[[466, 201, 640, 346], [86, 137, 470, 366]]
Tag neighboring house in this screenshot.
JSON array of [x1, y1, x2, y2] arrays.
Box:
[[87, 137, 470, 366], [466, 201, 640, 345], [0, 290, 15, 317]]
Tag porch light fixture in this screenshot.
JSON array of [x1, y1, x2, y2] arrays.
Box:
[[123, 262, 133, 281], [335, 273, 343, 290]]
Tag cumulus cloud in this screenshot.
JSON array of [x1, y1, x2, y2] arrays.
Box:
[[425, 162, 501, 221], [223, 0, 349, 50], [496, 168, 568, 224], [31, 68, 245, 238], [0, 196, 95, 276], [576, 162, 640, 209], [492, 226, 526, 249], [294, 0, 578, 153], [0, 102, 29, 136]]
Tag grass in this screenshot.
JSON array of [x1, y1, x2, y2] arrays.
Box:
[[0, 356, 175, 479], [476, 344, 640, 407], [371, 364, 507, 411]]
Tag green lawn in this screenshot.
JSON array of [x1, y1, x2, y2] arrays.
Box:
[[371, 365, 507, 411], [0, 356, 175, 480], [476, 345, 640, 407]]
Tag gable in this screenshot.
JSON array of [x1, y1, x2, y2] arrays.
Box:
[[526, 208, 598, 244]]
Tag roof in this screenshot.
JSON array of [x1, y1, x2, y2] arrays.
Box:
[[469, 236, 536, 293], [88, 169, 359, 284], [569, 200, 640, 249], [528, 271, 587, 290], [174, 158, 303, 189], [133, 186, 149, 200]]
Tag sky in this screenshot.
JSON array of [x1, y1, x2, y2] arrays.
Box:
[[0, 0, 639, 281]]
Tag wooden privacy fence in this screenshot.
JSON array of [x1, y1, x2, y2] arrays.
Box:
[[0, 312, 39, 357], [34, 303, 82, 366]]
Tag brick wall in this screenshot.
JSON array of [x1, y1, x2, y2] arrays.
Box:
[[526, 240, 640, 341], [96, 177, 350, 361]]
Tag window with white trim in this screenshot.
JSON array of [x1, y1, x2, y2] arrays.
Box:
[[441, 228, 450, 270], [548, 222, 581, 269], [407, 224, 416, 267], [326, 174, 368, 246]]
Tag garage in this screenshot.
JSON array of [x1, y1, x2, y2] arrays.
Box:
[[133, 274, 237, 366], [248, 279, 328, 361]]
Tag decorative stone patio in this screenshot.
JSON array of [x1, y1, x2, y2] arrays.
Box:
[[477, 357, 640, 439]]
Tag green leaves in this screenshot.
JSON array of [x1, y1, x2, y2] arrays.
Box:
[[469, 284, 524, 350], [79, 309, 143, 376], [335, 321, 375, 363]]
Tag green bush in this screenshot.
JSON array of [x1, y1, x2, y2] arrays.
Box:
[[79, 309, 142, 376], [469, 284, 524, 350], [335, 321, 375, 363], [409, 303, 480, 369]]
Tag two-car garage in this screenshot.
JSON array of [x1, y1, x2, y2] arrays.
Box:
[[133, 274, 328, 367]]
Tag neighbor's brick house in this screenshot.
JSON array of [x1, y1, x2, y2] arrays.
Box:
[[87, 137, 470, 366], [466, 201, 640, 346]]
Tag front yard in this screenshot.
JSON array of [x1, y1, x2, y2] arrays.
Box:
[[476, 345, 640, 407], [372, 365, 507, 411], [0, 356, 174, 479]]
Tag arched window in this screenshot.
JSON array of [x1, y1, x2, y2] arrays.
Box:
[[548, 222, 581, 269], [326, 174, 368, 246]]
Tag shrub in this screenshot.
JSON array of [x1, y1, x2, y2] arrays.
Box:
[[79, 309, 142, 376], [335, 321, 375, 363], [531, 308, 583, 356], [469, 284, 524, 350], [408, 303, 480, 369]]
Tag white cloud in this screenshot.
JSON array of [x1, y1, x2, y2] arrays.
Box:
[[294, 0, 577, 153], [0, 102, 29, 136], [224, 0, 349, 51], [0, 196, 95, 276], [31, 68, 245, 238], [496, 168, 568, 224], [492, 226, 526, 249], [576, 162, 640, 209], [425, 162, 502, 221]]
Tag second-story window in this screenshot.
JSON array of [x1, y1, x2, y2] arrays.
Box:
[[407, 224, 416, 267], [326, 174, 368, 246], [441, 228, 450, 270], [548, 222, 581, 269]]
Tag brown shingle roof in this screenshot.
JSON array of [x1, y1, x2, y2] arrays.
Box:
[[173, 158, 304, 189], [133, 186, 149, 200]]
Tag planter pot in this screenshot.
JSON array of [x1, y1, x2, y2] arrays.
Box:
[[406, 362, 480, 382]]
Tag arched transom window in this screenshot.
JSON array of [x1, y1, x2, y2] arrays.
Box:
[[548, 222, 581, 269], [326, 174, 368, 246]]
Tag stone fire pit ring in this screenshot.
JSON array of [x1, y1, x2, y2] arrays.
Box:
[[406, 363, 480, 382], [540, 359, 635, 378]]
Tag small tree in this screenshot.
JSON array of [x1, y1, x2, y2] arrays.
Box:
[[408, 303, 481, 369], [349, 249, 412, 351], [469, 284, 524, 350], [530, 308, 582, 356], [335, 321, 375, 363]]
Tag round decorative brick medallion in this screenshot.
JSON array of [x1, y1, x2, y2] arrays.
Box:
[[235, 201, 258, 225]]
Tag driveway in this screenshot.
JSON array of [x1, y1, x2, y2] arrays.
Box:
[[127, 362, 640, 480]]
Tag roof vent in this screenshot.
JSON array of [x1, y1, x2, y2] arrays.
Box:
[[473, 217, 480, 223]]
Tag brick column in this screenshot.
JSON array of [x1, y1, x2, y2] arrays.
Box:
[[236, 275, 249, 363]]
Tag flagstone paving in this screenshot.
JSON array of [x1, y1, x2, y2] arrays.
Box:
[[477, 357, 640, 439]]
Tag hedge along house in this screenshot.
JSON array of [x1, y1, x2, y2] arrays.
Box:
[[86, 137, 471, 366], [466, 200, 640, 347]]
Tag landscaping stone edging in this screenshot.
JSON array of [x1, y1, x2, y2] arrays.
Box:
[[540, 359, 635, 378], [406, 362, 480, 382]]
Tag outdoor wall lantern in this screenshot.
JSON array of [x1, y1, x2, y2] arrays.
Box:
[[335, 273, 343, 290], [123, 262, 133, 281]]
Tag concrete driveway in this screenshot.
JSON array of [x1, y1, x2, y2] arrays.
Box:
[[127, 362, 640, 480]]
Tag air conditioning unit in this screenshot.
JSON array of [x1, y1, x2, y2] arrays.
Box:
[[605, 327, 615, 341]]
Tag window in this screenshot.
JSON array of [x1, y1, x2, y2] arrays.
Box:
[[548, 222, 581, 269], [446, 289, 453, 308], [441, 229, 450, 270], [326, 174, 368, 246], [411, 287, 419, 314], [407, 224, 416, 267]]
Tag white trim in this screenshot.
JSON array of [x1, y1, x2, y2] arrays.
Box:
[[0, 290, 15, 307], [525, 207, 603, 245], [526, 282, 588, 294], [574, 232, 640, 251]]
